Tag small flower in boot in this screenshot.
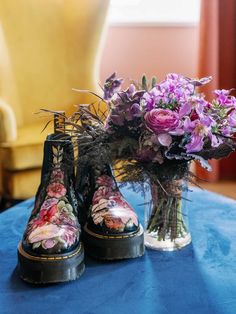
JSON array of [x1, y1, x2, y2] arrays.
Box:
[[51, 169, 64, 181], [28, 224, 63, 243], [47, 182, 66, 198]]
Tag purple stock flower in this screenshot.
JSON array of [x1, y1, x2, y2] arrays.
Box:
[[179, 96, 208, 118], [213, 89, 235, 107], [142, 73, 199, 112], [103, 72, 123, 101], [184, 76, 212, 87]]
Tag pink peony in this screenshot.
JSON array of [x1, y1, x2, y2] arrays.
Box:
[[144, 109, 179, 134], [47, 182, 66, 198]]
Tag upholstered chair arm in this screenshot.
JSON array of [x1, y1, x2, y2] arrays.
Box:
[[0, 98, 17, 143]]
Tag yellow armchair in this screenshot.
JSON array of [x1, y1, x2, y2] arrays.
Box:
[[0, 0, 110, 200]]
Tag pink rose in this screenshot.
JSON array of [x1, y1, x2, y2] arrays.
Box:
[[51, 169, 64, 181], [61, 225, 78, 247], [92, 186, 113, 204], [42, 239, 57, 249], [108, 207, 138, 226], [144, 109, 179, 134], [47, 182, 66, 198], [96, 175, 114, 188]]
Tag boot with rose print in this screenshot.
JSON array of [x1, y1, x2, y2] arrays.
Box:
[[77, 164, 144, 260], [17, 115, 84, 284]]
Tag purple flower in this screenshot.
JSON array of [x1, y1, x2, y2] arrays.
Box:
[[213, 89, 234, 107], [103, 73, 123, 100], [221, 126, 232, 136], [179, 96, 208, 118], [157, 133, 172, 147], [142, 89, 159, 111], [184, 116, 221, 153], [185, 134, 204, 153], [228, 111, 236, 127], [108, 114, 125, 126], [144, 109, 180, 134], [184, 76, 212, 87]]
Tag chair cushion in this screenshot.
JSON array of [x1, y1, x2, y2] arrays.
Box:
[[0, 122, 51, 170], [2, 168, 41, 199]]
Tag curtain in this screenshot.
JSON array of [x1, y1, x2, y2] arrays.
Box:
[[196, 0, 236, 181]]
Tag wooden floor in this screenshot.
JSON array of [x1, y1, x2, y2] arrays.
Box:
[[197, 181, 236, 200]]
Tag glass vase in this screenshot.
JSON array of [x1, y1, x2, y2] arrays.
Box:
[[144, 178, 191, 251]]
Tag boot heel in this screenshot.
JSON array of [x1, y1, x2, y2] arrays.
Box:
[[17, 242, 85, 284]]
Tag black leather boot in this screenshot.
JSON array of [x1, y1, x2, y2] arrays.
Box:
[[76, 162, 144, 260], [17, 114, 84, 284]]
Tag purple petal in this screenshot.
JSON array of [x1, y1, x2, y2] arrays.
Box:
[[185, 135, 204, 153], [179, 102, 191, 117], [208, 132, 223, 148], [157, 133, 172, 147], [110, 114, 124, 126]]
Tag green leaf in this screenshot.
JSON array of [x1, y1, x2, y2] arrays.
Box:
[[151, 76, 157, 88], [32, 242, 41, 249], [142, 74, 148, 90]]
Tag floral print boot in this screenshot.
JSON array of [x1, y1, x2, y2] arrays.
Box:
[[17, 132, 84, 284], [77, 164, 144, 260]]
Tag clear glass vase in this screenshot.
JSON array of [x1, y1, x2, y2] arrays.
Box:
[[144, 178, 191, 251]]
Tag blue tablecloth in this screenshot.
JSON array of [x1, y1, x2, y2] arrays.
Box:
[[0, 186, 236, 314]]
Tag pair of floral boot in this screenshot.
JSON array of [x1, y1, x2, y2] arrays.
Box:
[[17, 131, 144, 284]]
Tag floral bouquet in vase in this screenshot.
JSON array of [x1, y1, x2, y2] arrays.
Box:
[[70, 72, 236, 251]]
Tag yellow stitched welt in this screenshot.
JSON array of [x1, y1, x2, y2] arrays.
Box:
[[18, 242, 82, 261]]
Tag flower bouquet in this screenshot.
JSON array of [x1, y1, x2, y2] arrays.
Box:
[[68, 72, 236, 250]]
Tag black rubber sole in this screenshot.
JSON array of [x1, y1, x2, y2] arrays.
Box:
[[17, 242, 85, 284], [83, 224, 145, 260]]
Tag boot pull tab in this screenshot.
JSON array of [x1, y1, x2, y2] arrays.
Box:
[[54, 111, 66, 133]]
